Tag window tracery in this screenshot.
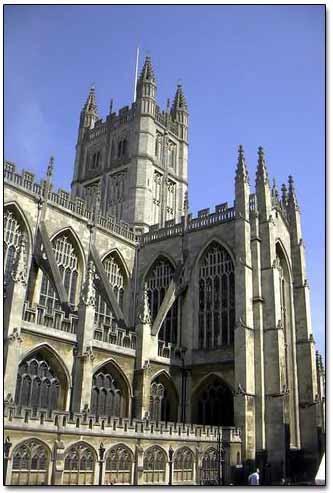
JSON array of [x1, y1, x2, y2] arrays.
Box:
[[11, 440, 49, 485], [198, 243, 235, 349], [152, 171, 162, 224], [145, 258, 178, 344], [173, 447, 194, 482], [94, 253, 126, 337], [63, 443, 95, 485], [14, 354, 60, 412], [143, 446, 166, 484], [4, 209, 27, 285], [90, 366, 125, 418], [39, 234, 79, 311], [201, 448, 219, 483], [105, 446, 133, 484]]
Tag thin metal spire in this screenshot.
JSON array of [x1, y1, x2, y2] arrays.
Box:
[[133, 46, 140, 102]]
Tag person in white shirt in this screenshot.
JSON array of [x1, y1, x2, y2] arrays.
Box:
[[248, 469, 260, 485]]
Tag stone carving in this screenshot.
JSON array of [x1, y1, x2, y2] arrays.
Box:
[[136, 289, 151, 325], [81, 261, 96, 306], [83, 342, 95, 361], [8, 327, 23, 344], [11, 237, 27, 285]]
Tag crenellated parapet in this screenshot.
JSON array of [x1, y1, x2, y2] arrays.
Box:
[[4, 161, 137, 243]]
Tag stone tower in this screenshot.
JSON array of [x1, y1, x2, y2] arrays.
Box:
[[71, 56, 189, 234]]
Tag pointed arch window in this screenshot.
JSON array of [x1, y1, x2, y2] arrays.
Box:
[[4, 208, 28, 285], [94, 253, 126, 338], [11, 440, 49, 485], [14, 353, 60, 412], [90, 364, 128, 418], [201, 448, 219, 484], [105, 446, 133, 485], [143, 446, 166, 484], [63, 443, 95, 485], [198, 243, 235, 349], [145, 258, 178, 344], [39, 234, 79, 311], [196, 377, 234, 426], [173, 447, 194, 482]]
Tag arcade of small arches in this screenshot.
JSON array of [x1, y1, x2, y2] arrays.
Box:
[[8, 439, 209, 485]]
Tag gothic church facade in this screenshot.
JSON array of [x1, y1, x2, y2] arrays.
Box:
[[4, 57, 325, 485]]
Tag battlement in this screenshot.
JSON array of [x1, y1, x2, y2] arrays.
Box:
[[4, 401, 241, 443], [141, 203, 236, 245], [4, 161, 137, 244]]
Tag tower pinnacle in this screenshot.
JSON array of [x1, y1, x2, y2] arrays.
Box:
[[171, 84, 188, 116], [80, 86, 98, 130], [235, 145, 249, 183], [255, 146, 269, 185]]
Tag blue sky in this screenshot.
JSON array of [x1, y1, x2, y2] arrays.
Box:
[[4, 5, 325, 354]]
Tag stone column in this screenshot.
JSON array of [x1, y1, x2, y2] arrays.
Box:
[[135, 442, 145, 485], [233, 146, 256, 463], [51, 440, 65, 485], [71, 261, 96, 412]]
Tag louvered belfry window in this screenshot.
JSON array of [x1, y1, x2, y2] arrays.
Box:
[[198, 242, 235, 349], [145, 258, 178, 344], [39, 234, 79, 311]]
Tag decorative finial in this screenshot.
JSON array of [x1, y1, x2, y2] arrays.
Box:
[[109, 98, 113, 114], [235, 144, 249, 184], [46, 156, 54, 182], [281, 183, 288, 206], [271, 178, 279, 205], [288, 175, 299, 209], [256, 146, 269, 185], [166, 98, 170, 111]]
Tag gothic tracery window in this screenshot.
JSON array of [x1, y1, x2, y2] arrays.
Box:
[[105, 445, 133, 485], [94, 253, 126, 339], [39, 234, 79, 311], [14, 353, 60, 412], [145, 257, 178, 344], [143, 446, 166, 484], [90, 364, 127, 418], [11, 440, 49, 485], [152, 171, 162, 225], [63, 443, 95, 485], [173, 447, 194, 482], [150, 381, 165, 421], [201, 448, 219, 484], [198, 242, 235, 349], [196, 378, 234, 426], [4, 208, 28, 285]]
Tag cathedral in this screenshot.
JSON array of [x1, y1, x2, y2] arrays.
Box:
[[3, 56, 325, 485]]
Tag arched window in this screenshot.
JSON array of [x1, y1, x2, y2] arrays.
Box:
[[14, 349, 68, 412], [143, 446, 166, 484], [145, 257, 178, 344], [198, 242, 235, 349], [195, 377, 234, 427], [150, 381, 165, 422], [39, 233, 80, 310], [63, 443, 95, 485], [90, 362, 128, 418], [174, 447, 194, 482], [149, 373, 178, 422], [4, 208, 28, 285], [11, 440, 49, 485], [105, 445, 133, 485], [94, 253, 126, 338], [201, 448, 218, 484]]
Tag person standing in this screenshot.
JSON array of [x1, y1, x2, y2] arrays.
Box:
[[248, 469, 260, 485]]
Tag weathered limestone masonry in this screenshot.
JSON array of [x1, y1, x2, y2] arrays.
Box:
[[4, 57, 324, 485]]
